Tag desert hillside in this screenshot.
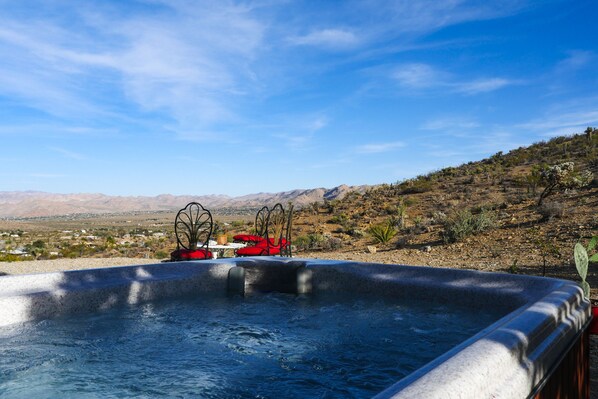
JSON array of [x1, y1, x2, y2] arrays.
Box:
[[296, 130, 597, 298]]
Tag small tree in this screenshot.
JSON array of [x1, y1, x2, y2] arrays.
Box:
[[525, 165, 544, 196], [537, 162, 593, 206]]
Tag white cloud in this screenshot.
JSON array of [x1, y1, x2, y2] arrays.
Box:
[[307, 116, 329, 131], [455, 78, 512, 94], [0, 2, 266, 138], [392, 63, 513, 94], [356, 141, 406, 154], [517, 109, 598, 137], [392, 63, 443, 88], [288, 29, 361, 50], [554, 50, 594, 73], [28, 173, 66, 178], [269, 114, 330, 149], [48, 147, 86, 160], [362, 0, 530, 36]]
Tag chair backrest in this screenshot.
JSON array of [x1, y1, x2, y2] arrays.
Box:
[[254, 205, 269, 237], [174, 202, 213, 251], [264, 203, 285, 255]]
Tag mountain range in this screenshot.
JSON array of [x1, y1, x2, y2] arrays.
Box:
[[0, 184, 369, 218]]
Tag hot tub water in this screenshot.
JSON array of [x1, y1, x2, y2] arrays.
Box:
[[0, 293, 503, 398]]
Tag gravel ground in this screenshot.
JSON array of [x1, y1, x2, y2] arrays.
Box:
[[0, 257, 161, 276], [0, 256, 596, 396]]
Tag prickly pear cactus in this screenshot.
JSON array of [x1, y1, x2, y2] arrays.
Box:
[[574, 242, 590, 298], [582, 281, 591, 299]]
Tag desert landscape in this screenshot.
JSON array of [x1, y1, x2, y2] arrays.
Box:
[[0, 130, 596, 398], [2, 2, 596, 397], [1, 131, 596, 299]]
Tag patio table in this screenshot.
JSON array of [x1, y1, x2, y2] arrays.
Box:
[[204, 242, 246, 258]]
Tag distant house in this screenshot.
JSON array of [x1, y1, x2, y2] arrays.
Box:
[[4, 248, 31, 257]]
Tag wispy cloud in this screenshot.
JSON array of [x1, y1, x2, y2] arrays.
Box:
[[0, 0, 531, 145], [28, 173, 66, 179], [517, 108, 598, 137], [554, 50, 594, 73], [0, 123, 119, 138], [355, 141, 406, 154], [421, 117, 480, 131], [455, 78, 512, 94], [392, 63, 444, 88], [0, 2, 266, 138], [392, 63, 514, 95], [306, 116, 329, 131], [270, 114, 330, 149], [363, 1, 530, 36], [288, 29, 361, 50], [48, 146, 86, 160]]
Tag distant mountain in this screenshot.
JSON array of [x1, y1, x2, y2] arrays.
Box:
[[0, 185, 370, 218]]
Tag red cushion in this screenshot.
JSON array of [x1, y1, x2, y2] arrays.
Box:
[[171, 248, 212, 260], [233, 234, 263, 243], [236, 246, 281, 256], [254, 238, 288, 248]]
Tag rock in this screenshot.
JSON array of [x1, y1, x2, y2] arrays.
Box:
[[421, 245, 432, 252], [366, 245, 377, 254]]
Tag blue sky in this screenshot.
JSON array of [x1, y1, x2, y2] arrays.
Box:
[[1, 0, 597, 196]]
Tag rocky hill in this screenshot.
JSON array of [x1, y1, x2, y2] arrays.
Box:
[[295, 130, 597, 297], [0, 184, 369, 218]]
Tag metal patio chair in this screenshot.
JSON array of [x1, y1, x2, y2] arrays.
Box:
[[170, 202, 214, 261], [232, 205, 269, 245], [235, 203, 293, 257]]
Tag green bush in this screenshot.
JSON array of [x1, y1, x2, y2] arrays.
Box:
[[398, 177, 434, 194], [369, 222, 397, 244], [293, 235, 311, 250], [294, 234, 342, 251], [442, 209, 496, 243]]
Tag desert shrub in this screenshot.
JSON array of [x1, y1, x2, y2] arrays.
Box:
[[230, 220, 245, 229], [60, 243, 101, 258], [0, 253, 24, 262], [431, 211, 447, 224], [369, 222, 397, 244], [399, 177, 434, 194], [321, 236, 343, 250], [348, 228, 366, 238], [472, 202, 507, 214], [538, 162, 593, 205], [395, 234, 413, 249], [155, 250, 168, 259], [293, 235, 311, 251], [442, 209, 496, 243], [407, 217, 432, 235], [329, 213, 348, 225], [293, 234, 341, 251], [537, 201, 565, 220]]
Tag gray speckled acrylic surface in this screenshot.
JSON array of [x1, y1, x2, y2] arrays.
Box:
[[0, 257, 590, 398]]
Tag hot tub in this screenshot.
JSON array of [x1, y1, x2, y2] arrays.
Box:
[[0, 258, 590, 398]]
